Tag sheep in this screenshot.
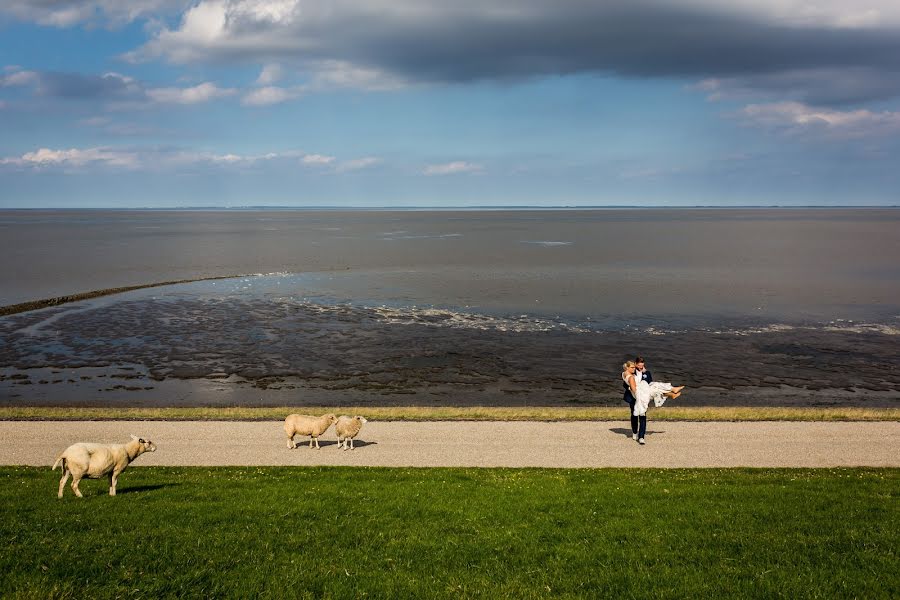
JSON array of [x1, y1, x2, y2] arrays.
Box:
[[52, 435, 157, 498], [284, 413, 337, 449], [335, 415, 368, 450]]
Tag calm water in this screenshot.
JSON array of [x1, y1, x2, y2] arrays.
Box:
[[2, 208, 899, 323]]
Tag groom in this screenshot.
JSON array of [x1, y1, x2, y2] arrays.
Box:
[[623, 355, 652, 442], [635, 356, 652, 385]]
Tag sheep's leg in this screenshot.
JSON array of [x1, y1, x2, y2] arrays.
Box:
[[286, 434, 295, 449], [109, 471, 119, 496], [349, 438, 354, 450], [71, 475, 83, 498], [58, 469, 70, 499]]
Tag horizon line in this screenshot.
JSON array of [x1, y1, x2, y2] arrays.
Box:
[[2, 204, 899, 211]]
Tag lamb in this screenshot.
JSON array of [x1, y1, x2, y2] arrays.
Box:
[[335, 415, 368, 450], [52, 435, 157, 498], [284, 413, 337, 449]]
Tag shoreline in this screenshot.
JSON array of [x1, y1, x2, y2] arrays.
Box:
[[0, 274, 248, 317]]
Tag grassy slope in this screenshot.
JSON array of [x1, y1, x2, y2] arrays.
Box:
[[1, 406, 898, 422], [1, 467, 896, 599]]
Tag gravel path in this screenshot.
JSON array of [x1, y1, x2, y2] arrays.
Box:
[[1, 421, 897, 468]]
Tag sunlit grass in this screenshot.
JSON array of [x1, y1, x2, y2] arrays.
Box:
[[0, 405, 897, 422], [1, 467, 896, 598]]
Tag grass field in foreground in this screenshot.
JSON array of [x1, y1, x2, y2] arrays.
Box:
[[1, 468, 896, 599], [1, 405, 897, 422]]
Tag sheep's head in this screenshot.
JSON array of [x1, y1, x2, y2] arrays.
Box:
[[131, 435, 157, 452], [326, 414, 338, 424], [356, 416, 368, 424]]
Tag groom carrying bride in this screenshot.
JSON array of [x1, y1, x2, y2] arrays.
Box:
[[622, 356, 684, 445]]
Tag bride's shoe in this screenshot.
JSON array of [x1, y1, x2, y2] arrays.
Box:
[[670, 391, 682, 400], [673, 386, 685, 393]]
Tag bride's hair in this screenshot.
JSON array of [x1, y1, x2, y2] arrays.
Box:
[[622, 360, 636, 371]]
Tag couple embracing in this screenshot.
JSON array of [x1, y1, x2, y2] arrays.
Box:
[[621, 356, 685, 445]]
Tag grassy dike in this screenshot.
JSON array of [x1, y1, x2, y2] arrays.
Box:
[[0, 406, 897, 422], [1, 467, 897, 598]]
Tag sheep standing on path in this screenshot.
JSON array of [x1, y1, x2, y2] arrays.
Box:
[[335, 415, 368, 450], [53, 435, 157, 498], [284, 413, 337, 449]]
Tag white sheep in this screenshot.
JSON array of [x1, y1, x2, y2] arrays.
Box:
[[284, 413, 337, 449], [52, 435, 157, 498], [335, 415, 368, 450]]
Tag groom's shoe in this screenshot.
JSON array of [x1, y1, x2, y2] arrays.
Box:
[[638, 438, 646, 445], [632, 433, 638, 441]]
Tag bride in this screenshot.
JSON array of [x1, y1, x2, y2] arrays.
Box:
[[622, 361, 684, 417]]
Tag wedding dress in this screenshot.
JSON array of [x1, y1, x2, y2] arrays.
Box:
[[623, 372, 673, 417]]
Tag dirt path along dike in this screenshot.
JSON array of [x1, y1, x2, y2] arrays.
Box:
[[1, 420, 897, 468]]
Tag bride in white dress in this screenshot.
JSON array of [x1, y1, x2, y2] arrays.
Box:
[[622, 361, 684, 417]]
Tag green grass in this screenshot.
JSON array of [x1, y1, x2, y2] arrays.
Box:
[[1, 468, 897, 598], [2, 406, 898, 422]]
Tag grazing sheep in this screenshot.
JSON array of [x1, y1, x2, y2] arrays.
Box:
[[284, 413, 337, 449], [335, 415, 368, 450], [52, 435, 157, 498]]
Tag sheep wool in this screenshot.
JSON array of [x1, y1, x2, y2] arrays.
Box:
[[284, 413, 337, 449], [335, 415, 368, 450], [53, 435, 157, 498]]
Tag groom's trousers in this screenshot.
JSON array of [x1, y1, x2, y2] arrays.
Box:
[[627, 399, 647, 438]]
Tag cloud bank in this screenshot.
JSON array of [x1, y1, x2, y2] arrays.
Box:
[[124, 0, 900, 105], [0, 146, 384, 173]]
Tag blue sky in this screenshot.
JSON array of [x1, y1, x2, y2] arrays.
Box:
[[1, 1, 899, 207]]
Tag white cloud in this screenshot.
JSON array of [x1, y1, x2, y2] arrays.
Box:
[[423, 161, 483, 176], [709, 0, 900, 28], [145, 81, 236, 104], [0, 147, 309, 171], [0, 147, 139, 168], [256, 64, 282, 85], [337, 157, 380, 172], [307, 60, 407, 92], [3, 147, 389, 175], [0, 69, 39, 87], [301, 154, 336, 166], [241, 85, 298, 106], [0, 0, 188, 28], [739, 101, 900, 138]]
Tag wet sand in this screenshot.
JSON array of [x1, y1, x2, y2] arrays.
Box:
[[1, 295, 898, 408], [2, 420, 897, 468]]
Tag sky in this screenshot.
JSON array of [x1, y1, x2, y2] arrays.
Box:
[[1, 0, 899, 208]]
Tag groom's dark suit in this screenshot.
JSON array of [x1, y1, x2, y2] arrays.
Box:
[[624, 368, 652, 438]]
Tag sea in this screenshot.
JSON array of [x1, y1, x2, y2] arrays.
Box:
[[1, 208, 898, 408]]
